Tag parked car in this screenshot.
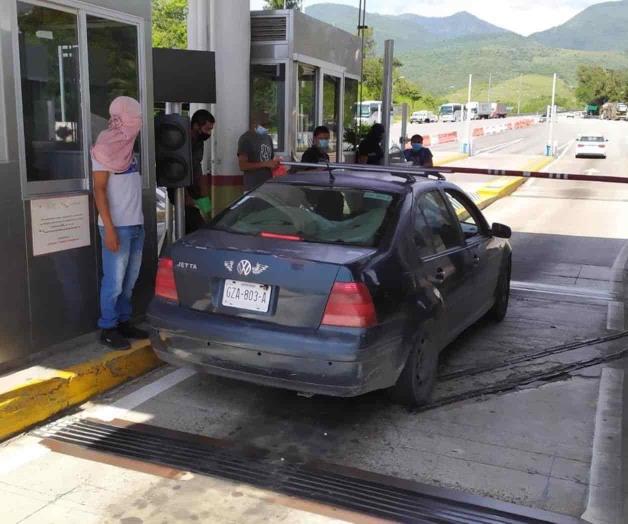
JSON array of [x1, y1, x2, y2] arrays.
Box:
[[149, 170, 512, 406], [410, 111, 437, 124], [575, 135, 608, 158]]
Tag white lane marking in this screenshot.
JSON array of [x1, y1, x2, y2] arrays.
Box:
[[581, 368, 624, 524], [554, 139, 575, 164], [0, 438, 51, 476], [90, 367, 197, 422], [511, 280, 616, 302], [475, 138, 524, 155]]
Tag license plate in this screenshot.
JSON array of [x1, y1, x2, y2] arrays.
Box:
[[222, 280, 271, 312]]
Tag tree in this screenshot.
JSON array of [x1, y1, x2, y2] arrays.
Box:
[[263, 0, 302, 9], [152, 0, 187, 49], [575, 65, 627, 105]]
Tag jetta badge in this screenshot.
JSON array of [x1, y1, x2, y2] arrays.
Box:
[[224, 261, 234, 272]]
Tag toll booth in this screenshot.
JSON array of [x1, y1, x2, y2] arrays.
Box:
[[0, 0, 156, 369], [250, 10, 362, 163]]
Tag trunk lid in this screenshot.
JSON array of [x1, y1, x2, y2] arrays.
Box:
[[170, 230, 376, 328]]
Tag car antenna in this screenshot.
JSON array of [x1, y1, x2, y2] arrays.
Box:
[[326, 161, 335, 184]]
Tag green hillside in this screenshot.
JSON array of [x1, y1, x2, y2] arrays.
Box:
[[532, 1, 628, 51], [446, 75, 579, 113], [398, 33, 628, 94]]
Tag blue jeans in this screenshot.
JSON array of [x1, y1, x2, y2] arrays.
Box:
[[98, 225, 145, 329]]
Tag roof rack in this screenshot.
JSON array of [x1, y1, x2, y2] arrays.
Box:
[[280, 161, 446, 183]]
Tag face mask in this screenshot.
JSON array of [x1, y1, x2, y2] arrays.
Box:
[[318, 139, 329, 150], [255, 125, 269, 135], [412, 143, 423, 151]]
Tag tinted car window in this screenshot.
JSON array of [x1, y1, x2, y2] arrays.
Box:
[[212, 184, 398, 247], [413, 206, 436, 258], [444, 190, 483, 240], [417, 191, 462, 253]]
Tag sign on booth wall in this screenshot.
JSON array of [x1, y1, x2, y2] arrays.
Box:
[[31, 195, 91, 256]]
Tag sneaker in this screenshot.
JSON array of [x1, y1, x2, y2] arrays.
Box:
[[101, 328, 131, 350], [118, 321, 149, 340]]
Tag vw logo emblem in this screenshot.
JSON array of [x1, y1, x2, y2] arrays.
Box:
[[237, 260, 252, 276]]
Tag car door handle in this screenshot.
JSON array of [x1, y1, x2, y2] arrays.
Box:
[[435, 268, 445, 281]]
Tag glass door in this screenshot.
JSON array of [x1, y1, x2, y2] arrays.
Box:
[[322, 74, 341, 162]]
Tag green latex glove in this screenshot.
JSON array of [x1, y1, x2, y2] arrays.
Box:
[[195, 196, 212, 217]]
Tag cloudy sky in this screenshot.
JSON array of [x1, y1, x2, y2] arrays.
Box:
[[249, 0, 617, 36]]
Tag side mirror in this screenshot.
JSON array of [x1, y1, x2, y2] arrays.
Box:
[[491, 222, 512, 239]]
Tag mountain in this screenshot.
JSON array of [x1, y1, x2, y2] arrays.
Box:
[[304, 4, 509, 53], [531, 1, 628, 52], [398, 33, 628, 94]]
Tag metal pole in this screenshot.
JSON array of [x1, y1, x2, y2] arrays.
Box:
[[546, 73, 557, 156], [165, 102, 186, 241], [517, 74, 522, 115], [400, 103, 408, 153], [464, 74, 473, 155], [382, 39, 394, 166], [487, 73, 492, 102], [58, 46, 66, 122]]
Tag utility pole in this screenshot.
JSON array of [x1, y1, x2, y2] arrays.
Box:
[[546, 73, 557, 156], [463, 74, 473, 155], [487, 73, 492, 102], [517, 74, 522, 115], [381, 39, 394, 165]]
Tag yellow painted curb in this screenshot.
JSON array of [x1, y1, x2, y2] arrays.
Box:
[[472, 155, 556, 211], [434, 152, 469, 166], [0, 341, 162, 441]]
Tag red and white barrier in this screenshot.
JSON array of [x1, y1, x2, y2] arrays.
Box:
[[415, 118, 538, 148]]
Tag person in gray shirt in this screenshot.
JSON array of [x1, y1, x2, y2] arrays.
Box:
[[237, 111, 280, 191]]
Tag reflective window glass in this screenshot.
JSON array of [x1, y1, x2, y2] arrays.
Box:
[[251, 64, 285, 151], [323, 75, 340, 161], [343, 78, 358, 155], [86, 16, 140, 145], [17, 3, 83, 182], [417, 191, 462, 253], [296, 64, 316, 157]]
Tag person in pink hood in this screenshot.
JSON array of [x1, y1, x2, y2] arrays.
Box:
[[92, 96, 147, 350]]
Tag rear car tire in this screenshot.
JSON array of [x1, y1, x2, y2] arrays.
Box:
[[391, 334, 438, 407], [487, 258, 511, 322]]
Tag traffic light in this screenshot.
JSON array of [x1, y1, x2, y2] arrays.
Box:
[[155, 113, 192, 188]]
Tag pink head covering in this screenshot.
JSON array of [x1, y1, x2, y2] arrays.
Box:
[[91, 96, 142, 172]]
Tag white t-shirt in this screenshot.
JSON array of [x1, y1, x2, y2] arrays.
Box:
[[92, 155, 144, 227]]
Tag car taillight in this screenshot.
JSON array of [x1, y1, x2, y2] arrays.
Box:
[[322, 282, 377, 328], [598, 145, 605, 148], [577, 144, 584, 147], [155, 257, 178, 302]]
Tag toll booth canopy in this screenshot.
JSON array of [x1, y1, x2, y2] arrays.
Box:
[[250, 10, 362, 163]]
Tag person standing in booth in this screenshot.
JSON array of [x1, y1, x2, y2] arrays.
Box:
[[92, 96, 148, 350], [237, 111, 280, 191]]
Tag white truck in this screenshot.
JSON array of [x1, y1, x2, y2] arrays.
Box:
[[490, 102, 508, 118], [439, 103, 463, 123]]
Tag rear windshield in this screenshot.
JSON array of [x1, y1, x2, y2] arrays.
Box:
[[211, 183, 399, 247], [580, 136, 604, 142]]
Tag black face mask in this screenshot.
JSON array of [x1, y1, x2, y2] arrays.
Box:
[[198, 132, 211, 142]]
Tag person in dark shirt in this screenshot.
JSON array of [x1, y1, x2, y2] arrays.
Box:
[[237, 111, 279, 191], [301, 126, 331, 168], [168, 109, 215, 234], [403, 134, 434, 168], [358, 123, 385, 165]]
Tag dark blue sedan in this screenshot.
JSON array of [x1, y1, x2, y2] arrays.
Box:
[[148, 170, 512, 406]]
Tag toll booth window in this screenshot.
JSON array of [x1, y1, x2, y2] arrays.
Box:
[[17, 3, 84, 183], [251, 64, 285, 151], [323, 75, 340, 161], [343, 78, 359, 154], [86, 16, 140, 162], [296, 64, 317, 157]]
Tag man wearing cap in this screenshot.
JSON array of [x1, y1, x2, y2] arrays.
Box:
[[237, 111, 280, 191]]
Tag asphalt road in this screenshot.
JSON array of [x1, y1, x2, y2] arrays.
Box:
[[2, 117, 627, 523]]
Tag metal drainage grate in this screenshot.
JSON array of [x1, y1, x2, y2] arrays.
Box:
[[39, 419, 582, 524]]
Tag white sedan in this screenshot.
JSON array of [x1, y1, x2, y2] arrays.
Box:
[[575, 135, 608, 158]]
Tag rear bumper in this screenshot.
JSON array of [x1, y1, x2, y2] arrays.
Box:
[[148, 300, 405, 397]]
